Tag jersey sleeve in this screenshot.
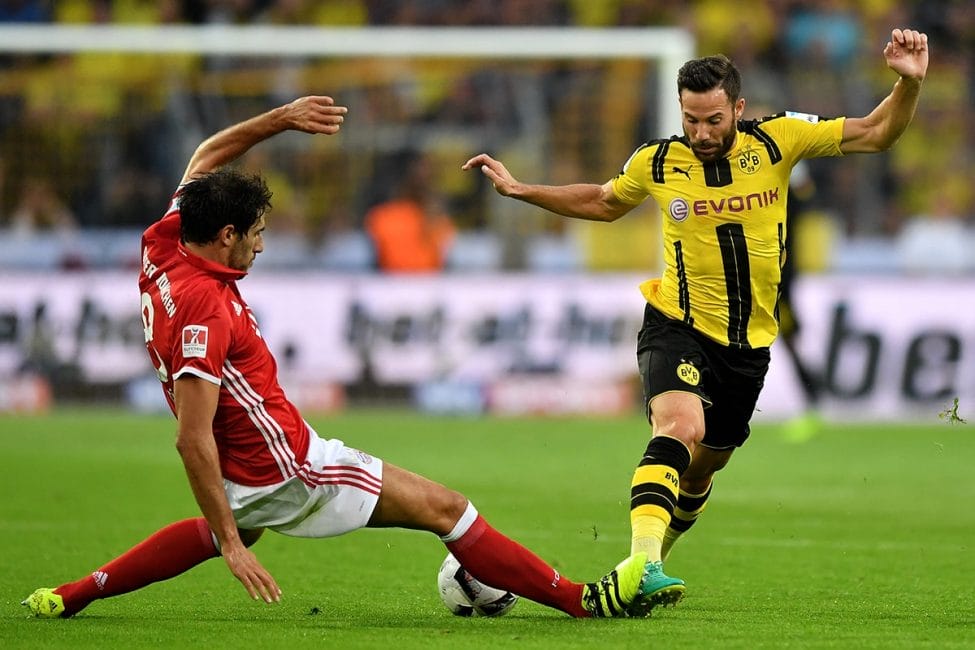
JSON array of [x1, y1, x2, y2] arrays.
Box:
[[610, 143, 655, 206], [768, 112, 845, 161], [169, 290, 232, 386]]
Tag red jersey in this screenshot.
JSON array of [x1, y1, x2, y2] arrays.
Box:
[[138, 194, 310, 486]]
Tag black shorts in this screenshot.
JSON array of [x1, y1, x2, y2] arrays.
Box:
[[636, 304, 771, 449]]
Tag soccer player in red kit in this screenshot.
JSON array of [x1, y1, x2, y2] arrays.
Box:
[[22, 95, 652, 619]]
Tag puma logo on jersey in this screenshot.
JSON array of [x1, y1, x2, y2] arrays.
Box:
[[672, 165, 692, 179]]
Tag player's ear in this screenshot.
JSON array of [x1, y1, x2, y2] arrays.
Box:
[[218, 224, 237, 246], [735, 97, 746, 121]]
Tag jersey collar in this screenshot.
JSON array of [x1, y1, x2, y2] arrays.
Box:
[[177, 242, 248, 282], [726, 130, 744, 158]]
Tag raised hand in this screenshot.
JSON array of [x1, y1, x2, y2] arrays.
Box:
[[283, 95, 348, 135], [884, 29, 928, 82]]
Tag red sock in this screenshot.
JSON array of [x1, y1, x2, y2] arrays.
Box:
[[54, 517, 218, 616], [446, 515, 587, 617]]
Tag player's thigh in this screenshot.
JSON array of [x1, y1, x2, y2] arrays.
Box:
[[700, 343, 770, 449], [367, 462, 467, 536], [648, 390, 706, 445], [226, 434, 383, 538], [637, 304, 712, 420]]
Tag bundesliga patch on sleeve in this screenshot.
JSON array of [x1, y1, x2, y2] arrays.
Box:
[[784, 111, 820, 124], [181, 325, 209, 358]]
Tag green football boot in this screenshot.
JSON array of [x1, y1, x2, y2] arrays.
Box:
[[581, 552, 647, 617], [22, 588, 66, 619], [626, 560, 685, 617]]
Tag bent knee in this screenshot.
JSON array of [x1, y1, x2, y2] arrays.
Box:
[[650, 400, 705, 448], [654, 418, 705, 448], [435, 489, 470, 534]]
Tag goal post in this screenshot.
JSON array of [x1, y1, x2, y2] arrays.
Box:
[[0, 24, 693, 133], [0, 24, 693, 270]]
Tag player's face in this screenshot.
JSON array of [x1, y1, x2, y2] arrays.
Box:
[[679, 88, 744, 163], [228, 215, 265, 271]]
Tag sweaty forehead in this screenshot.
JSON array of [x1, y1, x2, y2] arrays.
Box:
[[679, 87, 734, 117]]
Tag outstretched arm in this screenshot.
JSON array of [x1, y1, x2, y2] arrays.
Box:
[[180, 95, 348, 185], [841, 28, 928, 154], [173, 375, 282, 604], [461, 153, 634, 223]]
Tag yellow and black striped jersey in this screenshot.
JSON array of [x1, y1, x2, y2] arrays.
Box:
[[612, 112, 845, 348]]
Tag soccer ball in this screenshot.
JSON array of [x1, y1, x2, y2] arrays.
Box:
[[436, 552, 519, 617]]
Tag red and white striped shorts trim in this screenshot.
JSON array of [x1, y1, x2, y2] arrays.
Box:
[[224, 431, 383, 538]]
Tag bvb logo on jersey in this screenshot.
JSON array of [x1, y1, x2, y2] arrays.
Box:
[[676, 362, 700, 386], [737, 149, 762, 175]]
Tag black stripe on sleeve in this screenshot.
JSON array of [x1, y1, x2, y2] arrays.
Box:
[[651, 140, 671, 184], [751, 123, 783, 164]]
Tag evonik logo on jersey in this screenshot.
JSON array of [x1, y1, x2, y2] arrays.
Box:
[[670, 188, 781, 221], [694, 187, 779, 216], [182, 325, 209, 358]]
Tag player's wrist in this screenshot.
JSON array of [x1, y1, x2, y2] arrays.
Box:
[[267, 104, 293, 133], [895, 74, 924, 91]]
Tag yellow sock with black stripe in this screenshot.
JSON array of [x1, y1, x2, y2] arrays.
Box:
[[661, 482, 713, 561], [630, 436, 691, 562]]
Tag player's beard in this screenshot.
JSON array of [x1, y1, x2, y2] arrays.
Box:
[[228, 238, 256, 271], [690, 126, 737, 163]]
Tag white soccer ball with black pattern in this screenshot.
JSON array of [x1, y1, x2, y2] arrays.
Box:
[[436, 552, 519, 617]]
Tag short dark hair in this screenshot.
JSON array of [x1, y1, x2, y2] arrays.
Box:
[[677, 55, 742, 104], [177, 169, 272, 245]]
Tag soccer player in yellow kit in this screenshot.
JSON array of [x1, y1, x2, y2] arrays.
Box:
[[464, 28, 928, 614]]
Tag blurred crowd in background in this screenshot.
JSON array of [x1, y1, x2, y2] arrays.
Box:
[[0, 0, 973, 275]]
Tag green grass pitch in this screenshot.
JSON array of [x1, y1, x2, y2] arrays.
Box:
[[1, 409, 973, 649]]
